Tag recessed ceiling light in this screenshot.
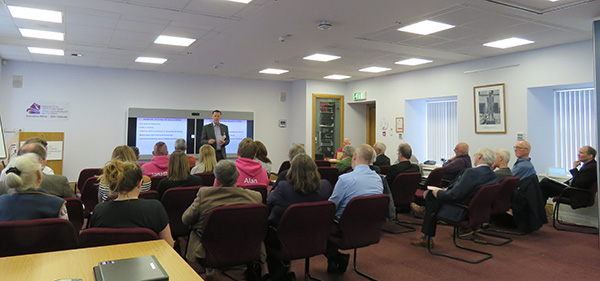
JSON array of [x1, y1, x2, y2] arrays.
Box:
[[483, 37, 534, 49], [395, 58, 432, 66], [398, 20, 455, 35], [135, 57, 167, 64], [19, 28, 64, 41], [227, 0, 253, 3], [8, 5, 62, 23], [359, 66, 391, 73], [27, 47, 64, 56], [324, 74, 351, 80], [259, 68, 289, 75], [303, 53, 341, 62], [154, 35, 196, 47]]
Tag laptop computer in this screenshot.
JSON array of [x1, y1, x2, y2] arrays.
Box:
[[93, 255, 169, 281], [548, 167, 568, 177]]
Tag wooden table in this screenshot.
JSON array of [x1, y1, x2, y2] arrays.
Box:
[[0, 240, 202, 280]]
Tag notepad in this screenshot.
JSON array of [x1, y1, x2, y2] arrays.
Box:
[[93, 255, 169, 281]]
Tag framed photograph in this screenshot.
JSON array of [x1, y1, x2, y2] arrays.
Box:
[[395, 117, 404, 133], [474, 83, 506, 134]]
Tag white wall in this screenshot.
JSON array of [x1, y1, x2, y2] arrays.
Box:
[[0, 61, 292, 180]]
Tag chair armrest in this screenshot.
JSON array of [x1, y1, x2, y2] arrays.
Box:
[[557, 186, 592, 198]]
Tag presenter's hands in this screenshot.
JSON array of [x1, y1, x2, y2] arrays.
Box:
[[208, 139, 216, 144], [218, 139, 226, 146]]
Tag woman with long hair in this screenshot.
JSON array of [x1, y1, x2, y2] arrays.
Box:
[[89, 160, 174, 247], [191, 144, 217, 174], [157, 151, 203, 198], [98, 145, 151, 202], [254, 140, 272, 174]]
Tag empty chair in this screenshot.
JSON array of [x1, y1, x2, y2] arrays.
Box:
[[415, 167, 445, 199], [328, 194, 389, 280], [161, 186, 201, 254], [0, 218, 78, 257], [79, 227, 159, 248], [481, 177, 521, 239], [80, 176, 100, 218], [388, 172, 422, 233], [244, 185, 267, 204], [77, 168, 101, 193], [194, 172, 216, 186], [64, 197, 85, 232], [553, 182, 599, 234], [150, 176, 166, 191], [314, 160, 331, 167], [318, 167, 339, 189]]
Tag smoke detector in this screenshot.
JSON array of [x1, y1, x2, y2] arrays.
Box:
[[317, 21, 332, 30]]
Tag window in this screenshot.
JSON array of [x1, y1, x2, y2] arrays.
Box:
[[554, 88, 596, 170], [426, 99, 458, 163]]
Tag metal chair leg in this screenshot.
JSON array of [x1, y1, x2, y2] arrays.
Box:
[[428, 227, 493, 264], [553, 202, 599, 234], [352, 248, 378, 281], [304, 257, 322, 281]]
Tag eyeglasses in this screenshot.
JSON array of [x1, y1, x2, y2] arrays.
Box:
[[513, 146, 528, 150]]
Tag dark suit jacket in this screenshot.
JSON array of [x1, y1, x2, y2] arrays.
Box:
[[374, 154, 390, 166], [40, 174, 75, 198], [386, 161, 420, 186], [200, 122, 230, 159], [567, 159, 597, 208]]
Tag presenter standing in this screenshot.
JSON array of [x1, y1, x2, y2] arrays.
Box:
[[201, 110, 230, 161]]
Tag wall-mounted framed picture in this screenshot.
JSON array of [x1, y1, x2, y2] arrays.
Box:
[[395, 117, 404, 133], [474, 83, 506, 134]]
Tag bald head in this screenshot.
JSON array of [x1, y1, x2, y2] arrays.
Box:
[[514, 141, 531, 159], [18, 143, 47, 161], [353, 144, 376, 166], [454, 143, 469, 156]]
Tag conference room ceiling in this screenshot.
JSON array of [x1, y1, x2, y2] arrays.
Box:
[[0, 0, 598, 82]]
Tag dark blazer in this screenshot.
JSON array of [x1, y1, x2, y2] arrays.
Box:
[[386, 161, 420, 186], [374, 154, 391, 166], [568, 159, 597, 208], [200, 122, 230, 159]]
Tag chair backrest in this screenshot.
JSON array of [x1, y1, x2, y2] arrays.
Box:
[[314, 160, 331, 167], [379, 165, 392, 175], [585, 182, 598, 206], [161, 186, 201, 238], [150, 176, 166, 191], [0, 218, 78, 257], [201, 204, 268, 268], [278, 161, 291, 175], [465, 184, 502, 227], [194, 172, 216, 186], [77, 168, 102, 192], [106, 190, 161, 202], [318, 167, 339, 187], [79, 227, 159, 248], [336, 194, 389, 249], [390, 172, 422, 206], [243, 185, 267, 204], [424, 167, 445, 187], [276, 201, 336, 260], [80, 176, 100, 216], [490, 177, 520, 215], [64, 197, 84, 232]]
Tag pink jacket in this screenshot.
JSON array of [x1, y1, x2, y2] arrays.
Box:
[[235, 158, 269, 187], [142, 155, 170, 177]]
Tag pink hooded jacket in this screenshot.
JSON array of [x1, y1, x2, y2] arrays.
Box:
[[142, 155, 170, 177], [235, 157, 269, 187]]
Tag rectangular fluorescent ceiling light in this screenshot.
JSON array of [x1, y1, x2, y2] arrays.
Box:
[[227, 0, 253, 3], [154, 35, 196, 47], [19, 28, 64, 41], [395, 58, 432, 66], [27, 47, 64, 56], [398, 20, 455, 35], [303, 53, 341, 62], [259, 68, 289, 75], [324, 74, 351, 80], [8, 5, 62, 23], [359, 66, 391, 73], [483, 37, 534, 49], [135, 57, 167, 64]]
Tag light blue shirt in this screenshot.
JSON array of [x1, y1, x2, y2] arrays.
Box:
[[213, 123, 222, 150], [512, 157, 536, 181], [329, 164, 384, 218]]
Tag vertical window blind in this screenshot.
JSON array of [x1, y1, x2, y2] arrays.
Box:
[[426, 99, 458, 163], [554, 88, 596, 170]]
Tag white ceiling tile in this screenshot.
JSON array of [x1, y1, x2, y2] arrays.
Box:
[[65, 11, 119, 30], [401, 36, 449, 47], [128, 0, 193, 10], [115, 19, 168, 34], [66, 25, 113, 45], [109, 30, 156, 49], [184, 0, 249, 18]]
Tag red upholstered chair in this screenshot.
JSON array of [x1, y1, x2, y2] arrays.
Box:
[[79, 227, 159, 248], [277, 161, 291, 175], [553, 182, 599, 234], [105, 190, 160, 202], [388, 172, 422, 233], [150, 176, 166, 191], [161, 186, 201, 255], [243, 185, 267, 204], [201, 204, 268, 279], [479, 177, 521, 241], [80, 176, 100, 218], [328, 194, 389, 280], [314, 160, 331, 167], [318, 167, 339, 190], [77, 168, 101, 193], [194, 172, 216, 186], [266, 201, 336, 280], [429, 184, 502, 264], [415, 167, 445, 198], [64, 197, 85, 232], [0, 218, 78, 257]]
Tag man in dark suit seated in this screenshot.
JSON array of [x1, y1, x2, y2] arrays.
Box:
[[410, 148, 498, 248], [539, 146, 597, 208], [372, 142, 390, 167], [386, 143, 420, 187]]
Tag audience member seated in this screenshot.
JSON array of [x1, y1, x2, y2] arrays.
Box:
[[236, 138, 269, 187], [142, 141, 170, 177], [174, 138, 196, 168], [539, 146, 597, 207], [131, 146, 144, 166], [492, 148, 513, 183], [182, 160, 263, 280], [326, 144, 384, 274], [0, 153, 68, 222], [512, 141, 537, 181], [386, 143, 420, 187], [272, 144, 306, 190], [410, 148, 497, 249], [89, 160, 174, 247], [442, 142, 472, 182], [254, 140, 272, 175], [335, 145, 355, 174], [373, 142, 391, 166], [99, 146, 151, 202], [157, 151, 203, 198], [23, 137, 55, 175], [334, 139, 351, 159], [191, 144, 218, 175]]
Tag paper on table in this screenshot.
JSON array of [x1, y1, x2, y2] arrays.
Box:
[[427, 186, 442, 191]]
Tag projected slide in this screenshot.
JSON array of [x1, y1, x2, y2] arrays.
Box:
[[204, 119, 248, 155], [136, 118, 187, 155]]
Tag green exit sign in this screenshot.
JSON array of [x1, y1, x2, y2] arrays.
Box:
[[353, 91, 366, 101]]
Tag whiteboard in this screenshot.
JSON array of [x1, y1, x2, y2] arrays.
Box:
[[0, 114, 6, 158]]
